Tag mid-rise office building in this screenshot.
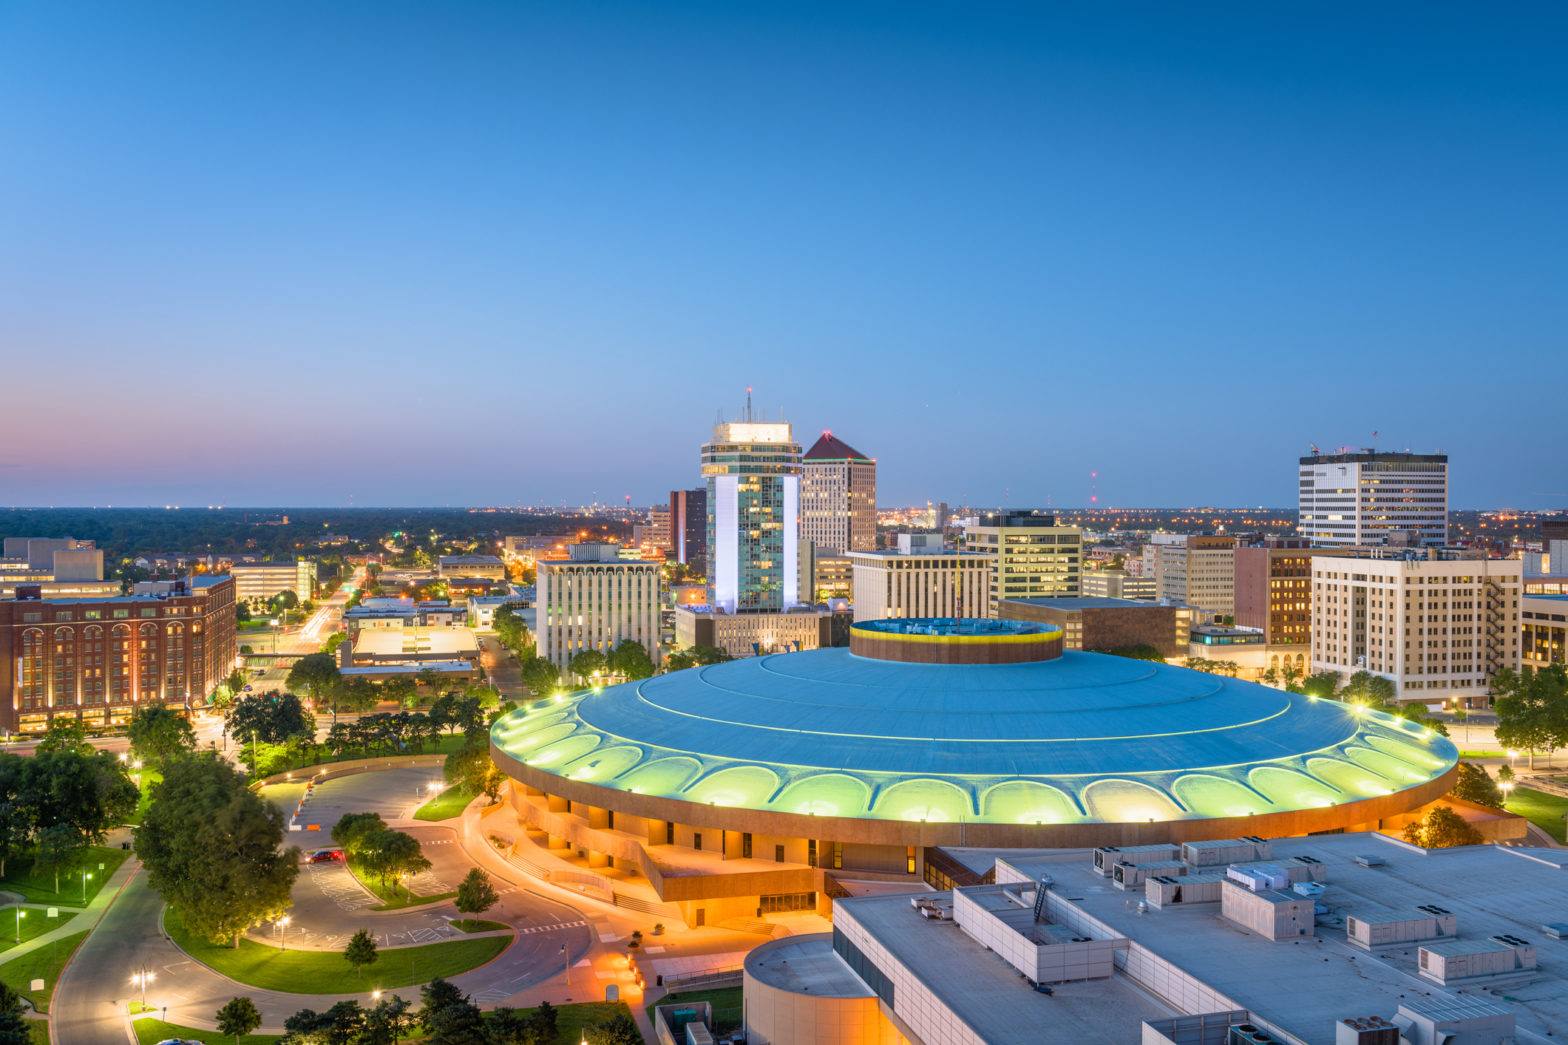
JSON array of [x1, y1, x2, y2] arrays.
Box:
[[799, 431, 876, 554], [848, 550, 990, 622], [1544, 519, 1568, 575], [230, 560, 316, 605], [1234, 537, 1312, 645], [669, 487, 708, 579], [1154, 535, 1238, 617], [702, 413, 803, 613], [962, 512, 1082, 614], [1310, 550, 1521, 705], [1081, 568, 1157, 601], [1299, 450, 1449, 546], [0, 575, 237, 734], [536, 544, 660, 678], [1521, 593, 1567, 670], [643, 505, 672, 552]]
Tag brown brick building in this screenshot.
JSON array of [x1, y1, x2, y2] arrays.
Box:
[[1233, 537, 1312, 646], [999, 597, 1192, 660], [0, 575, 236, 734]]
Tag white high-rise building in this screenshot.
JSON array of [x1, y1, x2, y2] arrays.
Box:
[[702, 409, 803, 614], [536, 544, 660, 678], [1299, 451, 1449, 547], [1310, 550, 1520, 705], [799, 431, 876, 555]]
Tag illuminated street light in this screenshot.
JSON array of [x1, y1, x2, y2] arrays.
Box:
[[13, 907, 23, 944], [276, 914, 292, 951], [130, 968, 154, 1009], [82, 871, 92, 904]]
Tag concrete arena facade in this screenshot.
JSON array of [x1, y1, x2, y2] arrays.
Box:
[[490, 620, 1457, 924]]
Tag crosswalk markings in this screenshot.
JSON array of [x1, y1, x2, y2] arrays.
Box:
[[516, 919, 587, 935]]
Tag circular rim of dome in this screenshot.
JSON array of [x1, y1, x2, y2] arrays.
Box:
[[850, 616, 1063, 664], [489, 648, 1457, 829]]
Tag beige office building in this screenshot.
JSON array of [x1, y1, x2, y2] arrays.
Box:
[[230, 560, 315, 605], [1154, 535, 1238, 618], [1082, 568, 1157, 601], [848, 551, 990, 622], [799, 432, 876, 554], [1310, 551, 1521, 705], [536, 544, 660, 678], [962, 511, 1082, 614], [437, 555, 507, 581]]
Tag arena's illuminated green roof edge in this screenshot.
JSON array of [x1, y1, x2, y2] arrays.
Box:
[[490, 648, 1457, 825]]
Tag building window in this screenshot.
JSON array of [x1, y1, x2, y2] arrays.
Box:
[[742, 833, 752, 859], [775, 844, 785, 863], [808, 839, 818, 868], [693, 832, 702, 852]]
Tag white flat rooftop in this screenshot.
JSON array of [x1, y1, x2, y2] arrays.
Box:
[[1001, 833, 1568, 1045]]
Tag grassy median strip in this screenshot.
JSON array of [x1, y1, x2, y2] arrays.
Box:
[[0, 929, 89, 1014], [347, 857, 457, 911], [165, 910, 511, 994], [133, 1017, 279, 1045], [450, 918, 508, 933], [0, 846, 128, 907], [415, 782, 478, 821], [1506, 786, 1568, 842]]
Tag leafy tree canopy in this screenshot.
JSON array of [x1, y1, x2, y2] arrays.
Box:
[[127, 705, 197, 770], [1401, 805, 1484, 849]]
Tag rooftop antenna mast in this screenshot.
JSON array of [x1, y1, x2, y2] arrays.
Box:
[[745, 386, 753, 422]]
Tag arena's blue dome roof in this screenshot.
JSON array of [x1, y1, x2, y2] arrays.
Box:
[[491, 648, 1457, 825]]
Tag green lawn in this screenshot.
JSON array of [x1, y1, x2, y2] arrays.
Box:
[[548, 1001, 636, 1044], [26, 1021, 48, 1045], [133, 1017, 279, 1045], [0, 907, 78, 952], [1506, 786, 1568, 843], [0, 846, 128, 906], [415, 783, 478, 821], [347, 857, 457, 911], [165, 910, 510, 994], [128, 767, 163, 827], [650, 987, 743, 1034], [0, 929, 89, 1013], [450, 918, 507, 933]]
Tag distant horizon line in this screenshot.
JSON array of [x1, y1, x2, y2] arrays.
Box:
[[0, 504, 1559, 514]]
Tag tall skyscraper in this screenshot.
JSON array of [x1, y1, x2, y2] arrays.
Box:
[[1299, 450, 1449, 547], [799, 431, 876, 554], [702, 410, 803, 613], [669, 488, 708, 577]]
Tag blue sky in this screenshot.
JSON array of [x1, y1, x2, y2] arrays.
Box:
[[2, 2, 1564, 508]]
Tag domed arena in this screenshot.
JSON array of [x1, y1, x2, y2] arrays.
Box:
[[490, 619, 1457, 924]]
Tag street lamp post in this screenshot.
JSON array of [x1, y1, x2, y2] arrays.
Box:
[[82, 871, 92, 904], [130, 969, 154, 1010], [276, 914, 292, 951], [13, 908, 23, 944]]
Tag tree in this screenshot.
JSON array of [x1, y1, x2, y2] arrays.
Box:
[[689, 645, 730, 666], [567, 649, 608, 682], [227, 692, 315, 747], [455, 868, 499, 919], [338, 678, 382, 715], [127, 706, 197, 770], [444, 746, 503, 805], [136, 752, 299, 946], [607, 640, 655, 680], [664, 650, 697, 673], [361, 830, 431, 894], [1494, 665, 1568, 769], [344, 929, 379, 979], [585, 1012, 643, 1045], [286, 654, 344, 723], [383, 676, 418, 709], [1449, 762, 1505, 810], [1301, 671, 1341, 699], [360, 994, 412, 1045], [519, 656, 559, 696], [32, 823, 84, 894], [216, 996, 263, 1044], [425, 1000, 486, 1045], [35, 717, 91, 755], [0, 978, 30, 1045], [463, 683, 500, 710], [21, 749, 137, 843], [331, 811, 388, 854], [236, 601, 253, 624], [1401, 805, 1484, 849], [322, 632, 347, 656], [419, 978, 469, 1032], [1498, 764, 1515, 785]]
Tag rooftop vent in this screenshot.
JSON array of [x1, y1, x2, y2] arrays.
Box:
[[1354, 855, 1386, 868]]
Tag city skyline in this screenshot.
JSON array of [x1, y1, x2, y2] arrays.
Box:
[[4, 3, 1566, 508]]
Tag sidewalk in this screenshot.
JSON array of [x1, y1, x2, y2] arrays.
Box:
[[0, 842, 142, 967]]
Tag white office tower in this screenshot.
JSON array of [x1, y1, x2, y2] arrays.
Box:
[[1299, 451, 1448, 547], [536, 543, 661, 677], [702, 406, 803, 613]]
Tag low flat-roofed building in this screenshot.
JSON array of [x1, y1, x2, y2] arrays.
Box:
[[1522, 593, 1568, 669], [1081, 568, 1157, 601], [349, 627, 479, 665], [673, 606, 828, 658], [467, 591, 533, 630], [339, 660, 479, 685], [1000, 596, 1193, 659], [437, 555, 506, 581], [343, 598, 467, 631]]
